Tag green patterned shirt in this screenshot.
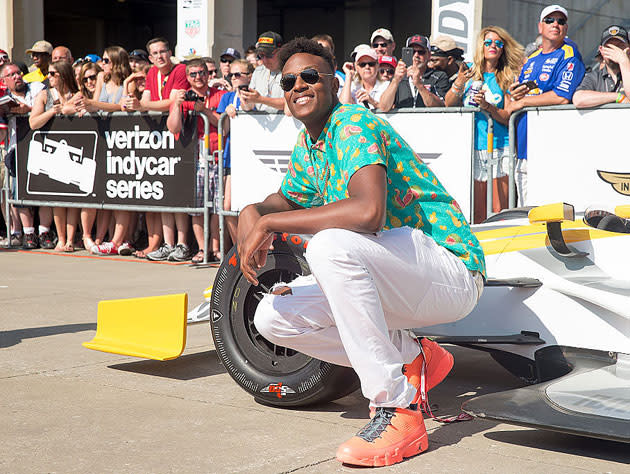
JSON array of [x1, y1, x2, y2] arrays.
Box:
[[280, 103, 486, 277]]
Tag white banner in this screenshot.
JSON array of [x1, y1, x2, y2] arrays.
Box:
[[431, 0, 483, 60], [527, 108, 630, 211], [176, 0, 210, 58], [230, 111, 475, 221]]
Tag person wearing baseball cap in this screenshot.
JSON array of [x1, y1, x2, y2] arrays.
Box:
[[428, 35, 464, 85], [240, 31, 285, 113], [507, 4, 585, 207], [573, 25, 630, 108], [219, 47, 241, 79], [128, 49, 150, 72], [340, 46, 389, 110], [370, 28, 396, 58], [24, 40, 53, 83], [378, 55, 397, 82], [379, 34, 450, 111]]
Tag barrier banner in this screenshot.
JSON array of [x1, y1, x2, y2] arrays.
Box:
[[15, 114, 197, 207], [230, 111, 475, 221], [527, 108, 630, 210]]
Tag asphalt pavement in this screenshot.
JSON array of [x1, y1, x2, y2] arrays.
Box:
[[1, 248, 629, 473]]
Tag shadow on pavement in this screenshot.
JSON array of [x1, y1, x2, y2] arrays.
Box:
[[109, 350, 226, 381], [484, 429, 630, 463], [0, 322, 97, 348]]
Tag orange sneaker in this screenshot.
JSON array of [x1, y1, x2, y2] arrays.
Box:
[[403, 338, 454, 405], [336, 406, 428, 467]]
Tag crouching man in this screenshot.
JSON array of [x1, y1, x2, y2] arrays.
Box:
[[237, 38, 486, 468]]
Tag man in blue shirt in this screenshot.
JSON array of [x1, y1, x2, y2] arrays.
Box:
[[507, 4, 585, 206]]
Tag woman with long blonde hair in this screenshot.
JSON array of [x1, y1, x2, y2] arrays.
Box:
[[445, 26, 524, 223]]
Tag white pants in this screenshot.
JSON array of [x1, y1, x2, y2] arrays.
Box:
[[254, 227, 479, 408], [516, 159, 527, 207]]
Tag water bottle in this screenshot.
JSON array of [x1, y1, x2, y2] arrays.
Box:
[[468, 80, 483, 105]]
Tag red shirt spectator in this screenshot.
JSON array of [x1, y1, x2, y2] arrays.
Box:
[[180, 86, 226, 152], [145, 62, 189, 101]]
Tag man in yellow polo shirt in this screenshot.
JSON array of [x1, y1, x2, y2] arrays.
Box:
[[23, 40, 53, 83]]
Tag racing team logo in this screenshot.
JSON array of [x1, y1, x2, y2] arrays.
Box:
[[26, 131, 98, 196], [260, 383, 296, 398], [597, 170, 630, 195]]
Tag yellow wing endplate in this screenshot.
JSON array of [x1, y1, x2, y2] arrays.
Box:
[[528, 202, 575, 224], [83, 293, 188, 361]]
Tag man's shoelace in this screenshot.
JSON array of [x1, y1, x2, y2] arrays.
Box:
[[356, 407, 396, 442]]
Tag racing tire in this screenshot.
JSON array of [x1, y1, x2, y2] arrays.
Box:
[[210, 233, 360, 407]]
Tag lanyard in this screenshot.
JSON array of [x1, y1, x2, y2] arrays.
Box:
[[156, 68, 173, 100]]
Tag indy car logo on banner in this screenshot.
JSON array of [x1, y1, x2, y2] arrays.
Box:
[[26, 131, 98, 196], [597, 170, 630, 196], [260, 383, 296, 398]]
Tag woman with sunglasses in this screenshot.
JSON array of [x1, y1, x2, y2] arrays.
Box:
[[340, 46, 389, 110], [445, 26, 524, 223], [29, 60, 85, 252]]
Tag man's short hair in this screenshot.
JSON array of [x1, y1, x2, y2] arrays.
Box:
[[0, 62, 18, 77], [311, 34, 335, 54], [277, 37, 335, 73], [146, 37, 170, 52], [185, 58, 208, 74]]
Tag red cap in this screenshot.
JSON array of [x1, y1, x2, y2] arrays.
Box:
[[378, 55, 397, 68]]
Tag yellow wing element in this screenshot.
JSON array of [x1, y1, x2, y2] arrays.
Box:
[[597, 171, 630, 196], [83, 293, 188, 360]]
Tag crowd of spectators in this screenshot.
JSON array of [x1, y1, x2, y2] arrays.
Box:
[[1, 3, 629, 258]]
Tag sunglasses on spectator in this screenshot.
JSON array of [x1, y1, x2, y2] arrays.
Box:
[[208, 69, 218, 76], [188, 70, 208, 78], [48, 70, 59, 77], [372, 42, 389, 48], [358, 61, 377, 68], [280, 68, 334, 91], [82, 74, 97, 83], [226, 72, 250, 79], [102, 57, 111, 64], [0, 54, 9, 61], [256, 51, 275, 60], [220, 57, 234, 63], [413, 49, 428, 55], [483, 39, 504, 48], [379, 67, 395, 76], [543, 16, 567, 25]]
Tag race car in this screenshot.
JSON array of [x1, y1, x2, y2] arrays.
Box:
[[208, 202, 630, 443]]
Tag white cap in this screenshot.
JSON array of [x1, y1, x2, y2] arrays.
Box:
[[351, 44, 370, 58], [352, 45, 378, 62], [540, 4, 568, 22], [371, 28, 394, 43]]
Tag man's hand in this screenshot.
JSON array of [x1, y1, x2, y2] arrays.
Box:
[[239, 87, 261, 104], [173, 89, 186, 107], [237, 205, 274, 285], [393, 60, 407, 83], [601, 43, 630, 66], [508, 82, 529, 101], [193, 99, 206, 112], [209, 78, 232, 90]]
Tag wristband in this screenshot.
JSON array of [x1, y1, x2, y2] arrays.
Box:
[[616, 92, 625, 103], [451, 86, 463, 97]]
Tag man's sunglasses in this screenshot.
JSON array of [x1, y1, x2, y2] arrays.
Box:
[[220, 57, 234, 63], [82, 74, 97, 83], [379, 67, 395, 75], [483, 39, 504, 48], [543, 16, 567, 25], [357, 61, 376, 68], [280, 68, 334, 92], [226, 72, 250, 79], [372, 42, 389, 48], [0, 54, 9, 62], [188, 70, 208, 78], [208, 69, 218, 75]]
